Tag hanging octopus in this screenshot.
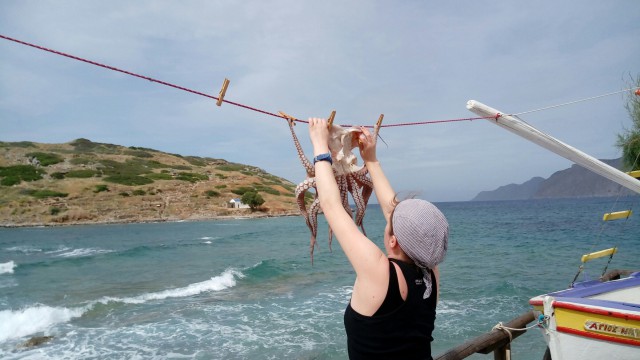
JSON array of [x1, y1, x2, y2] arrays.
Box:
[[286, 118, 374, 263]]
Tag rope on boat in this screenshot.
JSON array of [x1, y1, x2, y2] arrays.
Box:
[[492, 315, 548, 342], [2, 33, 639, 128]]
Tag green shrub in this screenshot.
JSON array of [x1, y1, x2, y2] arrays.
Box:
[[231, 186, 255, 196], [21, 189, 68, 198], [217, 164, 245, 172], [70, 138, 96, 151], [175, 172, 208, 183], [94, 184, 109, 193], [49, 207, 62, 215], [241, 191, 265, 210], [119, 192, 130, 197], [146, 173, 173, 180], [99, 158, 167, 177], [255, 186, 280, 195], [0, 165, 44, 185], [204, 190, 220, 197], [132, 189, 146, 196], [0, 141, 35, 148], [124, 149, 153, 158], [104, 175, 154, 186], [66, 169, 97, 178], [128, 146, 159, 152], [215, 184, 227, 189], [99, 159, 143, 176], [1, 176, 21, 186], [215, 173, 227, 179], [50, 172, 66, 179], [70, 138, 120, 154], [263, 175, 284, 184], [26, 152, 64, 166], [185, 156, 206, 167]]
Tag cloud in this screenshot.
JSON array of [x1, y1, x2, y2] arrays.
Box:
[[1, 1, 639, 201]]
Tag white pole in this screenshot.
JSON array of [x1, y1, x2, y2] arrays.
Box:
[[466, 100, 640, 195]]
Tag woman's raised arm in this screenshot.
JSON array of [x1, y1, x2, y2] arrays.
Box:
[[357, 126, 396, 222]]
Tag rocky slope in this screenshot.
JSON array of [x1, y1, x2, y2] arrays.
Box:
[[0, 139, 302, 226]]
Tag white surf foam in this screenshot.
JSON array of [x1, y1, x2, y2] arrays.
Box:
[[5, 246, 42, 254], [0, 270, 243, 343], [0, 261, 16, 275], [44, 246, 72, 254], [56, 248, 113, 258], [102, 269, 244, 305], [0, 305, 85, 342]]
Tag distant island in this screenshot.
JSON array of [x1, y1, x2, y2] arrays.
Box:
[[0, 139, 302, 227], [472, 158, 638, 201]]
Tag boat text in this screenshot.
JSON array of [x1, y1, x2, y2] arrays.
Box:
[[584, 321, 640, 339]]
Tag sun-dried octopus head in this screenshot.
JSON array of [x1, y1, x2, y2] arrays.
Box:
[[328, 125, 363, 176]]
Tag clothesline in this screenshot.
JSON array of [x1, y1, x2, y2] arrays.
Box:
[[1, 33, 638, 128]]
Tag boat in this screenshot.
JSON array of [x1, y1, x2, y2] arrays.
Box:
[[467, 100, 640, 360]]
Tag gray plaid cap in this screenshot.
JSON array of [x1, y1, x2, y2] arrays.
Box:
[[392, 199, 448, 298]]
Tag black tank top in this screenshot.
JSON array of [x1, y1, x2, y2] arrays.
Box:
[[343, 258, 437, 360]]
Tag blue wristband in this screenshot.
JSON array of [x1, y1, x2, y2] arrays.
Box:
[[313, 153, 333, 165]]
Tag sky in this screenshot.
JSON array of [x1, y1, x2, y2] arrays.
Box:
[[1, 1, 639, 202]]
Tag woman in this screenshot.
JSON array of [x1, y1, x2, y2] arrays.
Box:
[[308, 118, 449, 359]]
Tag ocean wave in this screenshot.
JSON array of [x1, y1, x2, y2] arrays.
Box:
[[56, 248, 114, 258], [44, 245, 72, 254], [0, 269, 244, 343], [0, 305, 86, 342], [4, 246, 42, 254], [100, 269, 244, 305], [0, 261, 16, 275]]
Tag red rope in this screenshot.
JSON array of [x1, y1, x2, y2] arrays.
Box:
[[0, 34, 492, 127]]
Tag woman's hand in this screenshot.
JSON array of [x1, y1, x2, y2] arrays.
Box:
[[308, 118, 330, 155], [358, 126, 378, 164]]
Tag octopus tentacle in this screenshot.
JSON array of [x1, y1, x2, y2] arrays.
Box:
[[288, 123, 375, 263], [337, 175, 352, 218], [287, 119, 314, 177], [353, 168, 373, 189], [353, 169, 374, 223], [347, 175, 367, 236], [295, 178, 315, 229], [308, 197, 321, 264]]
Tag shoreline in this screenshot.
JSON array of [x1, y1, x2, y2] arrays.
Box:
[[0, 210, 301, 229]]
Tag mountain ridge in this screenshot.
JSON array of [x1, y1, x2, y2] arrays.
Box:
[[472, 158, 638, 201]]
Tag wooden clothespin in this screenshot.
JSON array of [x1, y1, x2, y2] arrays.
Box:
[[327, 110, 336, 129], [374, 114, 384, 137], [216, 78, 230, 106], [278, 111, 296, 126]]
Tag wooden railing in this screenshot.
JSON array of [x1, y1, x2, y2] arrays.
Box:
[[435, 311, 536, 360]]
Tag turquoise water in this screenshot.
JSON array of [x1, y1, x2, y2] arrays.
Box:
[[1, 197, 639, 359]]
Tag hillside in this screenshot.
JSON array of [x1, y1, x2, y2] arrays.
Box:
[[0, 139, 302, 226], [472, 158, 638, 201]]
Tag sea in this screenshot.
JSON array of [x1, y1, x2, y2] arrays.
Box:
[[1, 197, 639, 359]]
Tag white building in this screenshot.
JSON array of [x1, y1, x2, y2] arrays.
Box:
[[228, 198, 250, 209]]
